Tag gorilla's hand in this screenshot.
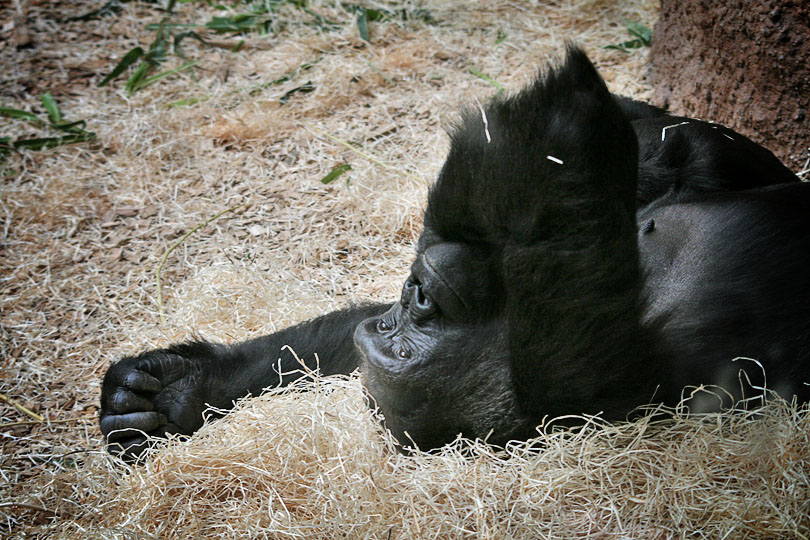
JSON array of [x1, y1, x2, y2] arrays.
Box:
[[100, 350, 208, 461]]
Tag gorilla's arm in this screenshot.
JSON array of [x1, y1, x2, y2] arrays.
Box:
[[100, 302, 391, 460]]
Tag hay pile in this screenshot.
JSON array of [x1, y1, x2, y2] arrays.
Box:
[[2, 0, 809, 538], [40, 376, 810, 539]]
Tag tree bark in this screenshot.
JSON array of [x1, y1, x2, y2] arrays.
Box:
[[650, 0, 809, 171]]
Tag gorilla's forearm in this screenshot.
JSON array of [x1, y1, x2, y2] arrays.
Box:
[[100, 302, 391, 460], [214, 302, 393, 400]]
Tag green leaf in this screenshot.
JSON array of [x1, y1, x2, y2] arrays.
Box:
[[40, 92, 62, 124], [603, 19, 652, 52], [356, 9, 369, 42], [0, 106, 45, 126], [623, 19, 652, 45], [364, 8, 388, 22], [98, 47, 144, 87], [13, 132, 95, 150], [320, 163, 352, 184]]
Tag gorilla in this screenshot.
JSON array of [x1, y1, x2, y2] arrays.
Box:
[[100, 47, 809, 460]]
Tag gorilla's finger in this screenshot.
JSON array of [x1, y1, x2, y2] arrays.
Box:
[[123, 370, 162, 393], [100, 412, 167, 441], [135, 354, 189, 384], [164, 422, 194, 437], [108, 389, 156, 413]]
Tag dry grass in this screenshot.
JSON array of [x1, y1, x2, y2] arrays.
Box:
[[2, 0, 807, 538], [32, 376, 810, 539]]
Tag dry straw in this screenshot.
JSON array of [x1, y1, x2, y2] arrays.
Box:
[[42, 374, 810, 539], [3, 0, 808, 538]]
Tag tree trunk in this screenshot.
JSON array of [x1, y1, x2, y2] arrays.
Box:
[[650, 0, 809, 171]]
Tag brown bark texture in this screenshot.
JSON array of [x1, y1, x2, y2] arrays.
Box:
[[650, 0, 809, 170]]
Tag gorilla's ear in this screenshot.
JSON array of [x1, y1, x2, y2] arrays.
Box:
[[425, 46, 639, 246]]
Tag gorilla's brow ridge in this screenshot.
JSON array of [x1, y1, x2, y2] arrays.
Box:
[[422, 251, 470, 313]]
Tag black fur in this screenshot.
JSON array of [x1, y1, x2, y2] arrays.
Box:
[[100, 48, 809, 460]]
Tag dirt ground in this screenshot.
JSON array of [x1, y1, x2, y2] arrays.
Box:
[[2, 1, 808, 538]]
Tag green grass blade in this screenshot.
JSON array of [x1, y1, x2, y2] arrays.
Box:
[[12, 132, 95, 150], [147, 20, 171, 60], [280, 82, 315, 103], [320, 163, 352, 184], [125, 61, 153, 94], [174, 30, 208, 59], [145, 22, 196, 30], [99, 47, 144, 87], [131, 60, 200, 93], [0, 107, 45, 126], [469, 67, 504, 94], [51, 119, 88, 134], [40, 93, 62, 124], [300, 6, 341, 31], [623, 19, 652, 45], [603, 39, 644, 52], [357, 9, 369, 42], [205, 14, 269, 33]]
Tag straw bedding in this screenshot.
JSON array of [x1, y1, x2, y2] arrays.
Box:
[[2, 0, 808, 538]]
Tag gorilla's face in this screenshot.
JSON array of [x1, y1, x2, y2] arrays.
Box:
[[354, 234, 533, 449]]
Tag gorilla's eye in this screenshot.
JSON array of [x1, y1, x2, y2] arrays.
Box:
[[377, 319, 392, 332], [396, 347, 411, 359]]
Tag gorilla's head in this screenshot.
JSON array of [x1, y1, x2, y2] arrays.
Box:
[[354, 239, 529, 449], [354, 47, 651, 449]]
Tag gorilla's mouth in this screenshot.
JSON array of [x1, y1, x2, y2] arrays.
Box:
[[353, 314, 410, 377], [354, 314, 435, 418]]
